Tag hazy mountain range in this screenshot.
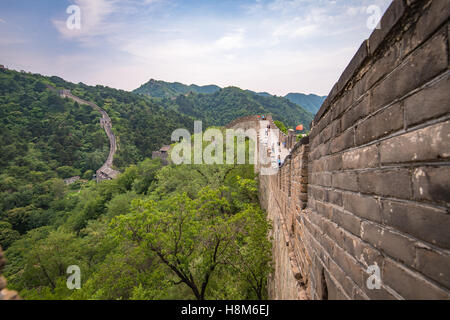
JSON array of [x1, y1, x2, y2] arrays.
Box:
[[134, 79, 326, 115]]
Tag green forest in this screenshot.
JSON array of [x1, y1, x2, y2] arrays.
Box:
[[134, 80, 314, 129], [0, 69, 273, 300]]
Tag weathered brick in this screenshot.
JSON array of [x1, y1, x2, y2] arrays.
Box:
[[324, 269, 349, 300], [317, 230, 335, 258], [338, 40, 369, 93], [325, 154, 343, 172], [309, 186, 325, 202], [331, 92, 352, 121], [382, 200, 450, 249], [351, 73, 369, 103], [342, 144, 379, 169], [321, 111, 332, 131], [325, 189, 343, 207], [328, 258, 360, 299], [299, 193, 308, 202], [371, 27, 448, 112], [368, 0, 405, 55], [361, 221, 416, 266], [332, 207, 361, 236], [404, 76, 450, 127], [380, 120, 450, 164], [317, 141, 331, 158], [330, 118, 341, 137], [322, 218, 344, 245], [414, 246, 450, 289], [355, 103, 403, 146], [309, 132, 320, 149], [315, 85, 337, 123], [299, 184, 308, 193], [354, 239, 384, 268], [382, 258, 449, 299], [343, 192, 382, 223], [402, 0, 450, 58], [332, 172, 358, 192], [262, 1, 450, 300], [333, 245, 365, 288], [340, 95, 371, 131], [358, 169, 412, 199], [341, 229, 364, 258], [412, 167, 450, 206], [360, 276, 399, 300], [312, 172, 332, 187], [352, 287, 370, 300], [315, 201, 332, 220], [309, 124, 320, 140], [320, 124, 332, 144], [366, 36, 402, 90], [330, 128, 355, 154]]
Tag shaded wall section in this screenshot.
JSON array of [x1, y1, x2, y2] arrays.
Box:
[[261, 0, 450, 299]]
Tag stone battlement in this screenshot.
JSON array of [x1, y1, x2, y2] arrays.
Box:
[[235, 0, 450, 300]]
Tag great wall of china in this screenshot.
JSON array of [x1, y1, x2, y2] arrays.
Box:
[[1, 0, 448, 301], [58, 89, 120, 182], [226, 0, 450, 300]]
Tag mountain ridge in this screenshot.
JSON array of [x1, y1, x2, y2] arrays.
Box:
[[133, 79, 325, 115], [155, 85, 314, 129], [284, 93, 327, 114]]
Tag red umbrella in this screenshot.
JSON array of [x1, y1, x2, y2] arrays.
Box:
[[296, 124, 304, 131]]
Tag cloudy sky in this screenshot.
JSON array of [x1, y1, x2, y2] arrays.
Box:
[[0, 0, 392, 96]]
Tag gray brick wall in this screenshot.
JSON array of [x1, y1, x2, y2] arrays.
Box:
[[262, 0, 450, 300]]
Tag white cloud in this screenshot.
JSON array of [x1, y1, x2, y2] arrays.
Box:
[[214, 29, 245, 50], [0, 18, 6, 23], [271, 18, 318, 39], [52, 0, 119, 43], [43, 0, 394, 95]]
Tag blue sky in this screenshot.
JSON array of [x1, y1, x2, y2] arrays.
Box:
[[0, 0, 392, 96]]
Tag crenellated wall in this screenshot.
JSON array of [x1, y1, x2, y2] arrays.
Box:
[[225, 115, 259, 130], [258, 0, 450, 300], [1, 0, 448, 302]]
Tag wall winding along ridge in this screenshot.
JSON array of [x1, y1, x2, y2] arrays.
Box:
[[1, 0, 448, 301], [59, 90, 120, 182], [258, 0, 450, 299]]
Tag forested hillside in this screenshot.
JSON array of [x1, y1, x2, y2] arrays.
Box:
[[0, 70, 110, 243], [2, 125, 271, 299], [0, 68, 195, 251], [154, 87, 314, 129], [135, 79, 321, 120], [40, 75, 196, 168], [284, 93, 326, 114], [134, 79, 221, 98], [0, 68, 273, 300]]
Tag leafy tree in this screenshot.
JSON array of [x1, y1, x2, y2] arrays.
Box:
[[274, 120, 288, 134], [112, 185, 271, 300], [0, 221, 20, 249], [56, 166, 81, 179]]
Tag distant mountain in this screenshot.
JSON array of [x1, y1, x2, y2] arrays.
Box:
[[134, 79, 320, 126], [245, 90, 272, 98], [159, 86, 314, 129], [134, 79, 221, 98], [284, 93, 326, 115]]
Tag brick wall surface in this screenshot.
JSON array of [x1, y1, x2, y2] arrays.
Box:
[[260, 0, 450, 300], [2, 0, 448, 302]]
